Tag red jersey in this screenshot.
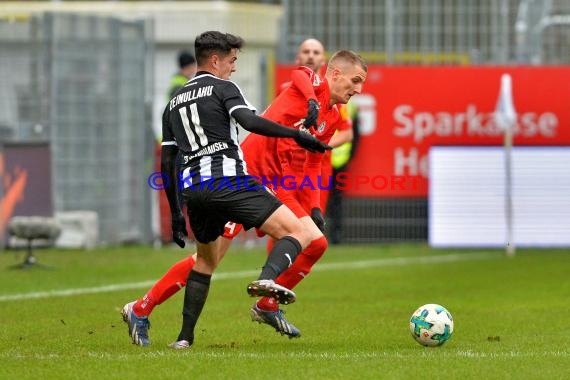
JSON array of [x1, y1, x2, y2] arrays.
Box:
[[242, 66, 345, 213]]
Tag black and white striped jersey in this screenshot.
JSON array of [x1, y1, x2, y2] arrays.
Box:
[[161, 71, 256, 187]]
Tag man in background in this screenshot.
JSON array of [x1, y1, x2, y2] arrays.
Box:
[[167, 51, 197, 100]]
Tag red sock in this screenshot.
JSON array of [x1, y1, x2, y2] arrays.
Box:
[[275, 236, 328, 290], [133, 255, 195, 316], [256, 296, 279, 311], [256, 236, 326, 312]]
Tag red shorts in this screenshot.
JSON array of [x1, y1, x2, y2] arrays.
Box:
[[275, 186, 310, 219]]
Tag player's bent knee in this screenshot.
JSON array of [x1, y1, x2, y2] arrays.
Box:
[[308, 236, 328, 259], [291, 227, 312, 250], [261, 205, 301, 235], [291, 237, 328, 277]]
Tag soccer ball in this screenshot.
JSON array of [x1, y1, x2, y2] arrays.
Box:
[[409, 303, 454, 347]]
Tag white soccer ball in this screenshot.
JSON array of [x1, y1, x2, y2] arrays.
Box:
[[409, 303, 454, 347]]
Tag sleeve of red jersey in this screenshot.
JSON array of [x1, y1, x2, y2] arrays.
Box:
[[290, 67, 317, 101]]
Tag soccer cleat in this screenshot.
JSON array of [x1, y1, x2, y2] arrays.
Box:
[[251, 304, 301, 338], [168, 340, 191, 349], [121, 301, 151, 347], [246, 279, 296, 305]]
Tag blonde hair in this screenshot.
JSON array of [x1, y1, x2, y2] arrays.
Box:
[[327, 50, 367, 73]]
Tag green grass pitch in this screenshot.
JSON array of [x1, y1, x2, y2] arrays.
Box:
[[1, 244, 569, 379]]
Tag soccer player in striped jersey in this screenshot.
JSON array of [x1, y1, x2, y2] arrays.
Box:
[[122, 31, 330, 350], [122, 43, 366, 345]]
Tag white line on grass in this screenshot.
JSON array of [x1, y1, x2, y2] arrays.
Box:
[[2, 349, 569, 360], [0, 252, 498, 302]]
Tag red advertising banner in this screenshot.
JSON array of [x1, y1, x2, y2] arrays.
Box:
[[275, 66, 570, 197]]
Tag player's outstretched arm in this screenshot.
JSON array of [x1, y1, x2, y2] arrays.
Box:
[[161, 104, 187, 248], [232, 108, 331, 153]]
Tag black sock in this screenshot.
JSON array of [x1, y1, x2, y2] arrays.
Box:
[[258, 236, 302, 280], [177, 270, 211, 343]]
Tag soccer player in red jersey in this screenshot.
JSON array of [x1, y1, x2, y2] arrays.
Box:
[[241, 51, 366, 331], [283, 39, 355, 213], [122, 49, 366, 345]]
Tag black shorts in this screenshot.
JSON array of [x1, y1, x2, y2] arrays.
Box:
[[182, 176, 282, 243]]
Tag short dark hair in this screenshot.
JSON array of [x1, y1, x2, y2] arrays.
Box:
[[178, 51, 196, 69], [195, 31, 244, 66]]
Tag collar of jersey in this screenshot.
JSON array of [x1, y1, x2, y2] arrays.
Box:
[[193, 71, 230, 81]]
